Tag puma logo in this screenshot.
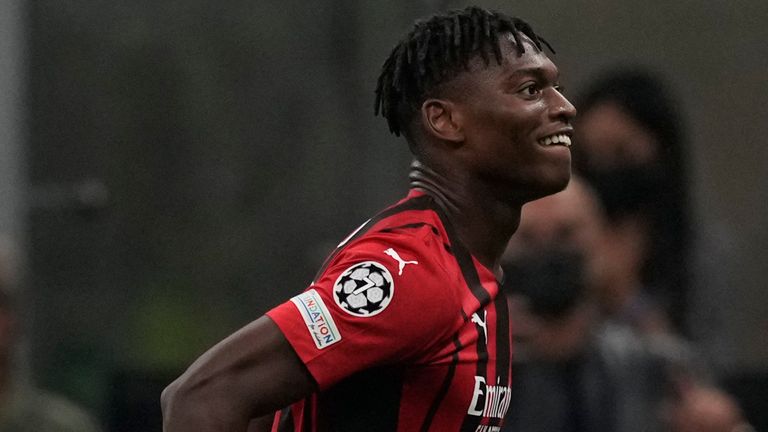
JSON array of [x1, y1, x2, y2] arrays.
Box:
[[383, 248, 418, 276], [471, 311, 488, 344]]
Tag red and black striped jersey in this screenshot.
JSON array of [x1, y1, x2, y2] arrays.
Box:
[[266, 190, 513, 431]]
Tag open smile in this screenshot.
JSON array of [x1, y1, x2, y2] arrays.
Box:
[[537, 133, 571, 147]]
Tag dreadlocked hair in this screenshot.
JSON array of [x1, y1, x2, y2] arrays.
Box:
[[374, 6, 553, 138]]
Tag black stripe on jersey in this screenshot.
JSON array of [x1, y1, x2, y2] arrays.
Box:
[[494, 290, 510, 386], [378, 222, 440, 236], [488, 290, 511, 428], [429, 202, 492, 432], [311, 195, 434, 282], [419, 334, 463, 432], [430, 204, 491, 308], [302, 396, 313, 432], [276, 407, 293, 431]]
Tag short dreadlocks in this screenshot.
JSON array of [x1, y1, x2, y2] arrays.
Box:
[[374, 6, 552, 139]]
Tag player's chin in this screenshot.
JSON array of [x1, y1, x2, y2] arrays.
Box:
[[525, 166, 571, 201]]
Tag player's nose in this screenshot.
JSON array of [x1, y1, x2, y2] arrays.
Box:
[[549, 90, 577, 121]]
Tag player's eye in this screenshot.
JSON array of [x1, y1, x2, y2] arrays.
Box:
[[554, 84, 566, 94], [519, 82, 542, 97]]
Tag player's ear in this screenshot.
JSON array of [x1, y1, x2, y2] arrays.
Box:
[[421, 98, 465, 144]]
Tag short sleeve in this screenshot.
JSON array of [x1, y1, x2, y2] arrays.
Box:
[[266, 232, 460, 389]]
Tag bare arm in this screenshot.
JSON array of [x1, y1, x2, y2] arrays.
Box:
[[161, 315, 316, 431]]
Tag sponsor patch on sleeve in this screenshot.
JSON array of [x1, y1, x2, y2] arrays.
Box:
[[290, 289, 342, 349]]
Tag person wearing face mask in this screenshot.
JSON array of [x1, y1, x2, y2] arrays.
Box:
[[501, 177, 751, 432], [572, 68, 691, 335], [502, 176, 652, 432]]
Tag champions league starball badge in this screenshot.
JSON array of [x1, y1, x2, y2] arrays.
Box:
[[333, 261, 394, 317]]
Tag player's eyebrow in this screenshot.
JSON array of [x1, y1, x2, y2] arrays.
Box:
[[506, 66, 560, 82]]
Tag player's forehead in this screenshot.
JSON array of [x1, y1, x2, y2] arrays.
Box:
[[455, 32, 559, 89], [501, 32, 541, 55], [498, 33, 558, 77]]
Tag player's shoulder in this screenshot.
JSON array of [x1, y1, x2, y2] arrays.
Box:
[[356, 192, 446, 249], [314, 209, 457, 298], [312, 226, 461, 334], [318, 192, 451, 276], [336, 212, 450, 278], [351, 224, 443, 259], [331, 227, 449, 283]]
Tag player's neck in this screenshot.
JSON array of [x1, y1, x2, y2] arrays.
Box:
[[408, 159, 521, 274]]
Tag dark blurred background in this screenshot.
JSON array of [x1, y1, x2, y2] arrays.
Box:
[[0, 0, 765, 431]]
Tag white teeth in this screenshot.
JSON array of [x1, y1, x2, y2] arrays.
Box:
[[539, 134, 571, 147]]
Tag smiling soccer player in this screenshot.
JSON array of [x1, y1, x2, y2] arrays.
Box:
[[162, 6, 576, 432]]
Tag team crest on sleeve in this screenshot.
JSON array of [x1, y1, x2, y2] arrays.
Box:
[[333, 261, 394, 317]]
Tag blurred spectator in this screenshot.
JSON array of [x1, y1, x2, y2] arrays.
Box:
[[663, 383, 754, 432], [572, 68, 690, 334], [501, 178, 750, 432], [0, 238, 101, 432]]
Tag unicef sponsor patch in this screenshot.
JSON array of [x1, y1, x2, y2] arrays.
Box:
[[333, 261, 394, 317], [291, 289, 341, 349]]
